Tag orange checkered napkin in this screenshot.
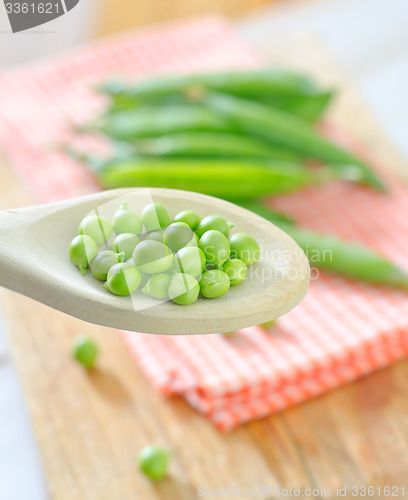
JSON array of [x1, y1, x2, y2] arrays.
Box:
[[1, 16, 408, 431]]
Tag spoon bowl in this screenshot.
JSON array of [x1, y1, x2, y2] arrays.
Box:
[[0, 188, 309, 334]]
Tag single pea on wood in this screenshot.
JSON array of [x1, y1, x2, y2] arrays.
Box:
[[69, 199, 260, 304], [71, 335, 99, 369], [138, 445, 171, 481]]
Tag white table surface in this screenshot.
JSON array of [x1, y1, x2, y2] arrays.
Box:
[[0, 0, 406, 497]]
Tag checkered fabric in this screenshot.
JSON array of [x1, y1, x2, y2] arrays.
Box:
[[1, 16, 407, 431]]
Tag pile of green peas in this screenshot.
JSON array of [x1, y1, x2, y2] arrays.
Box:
[[69, 201, 260, 305]]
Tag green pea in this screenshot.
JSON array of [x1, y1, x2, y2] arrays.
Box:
[[90, 250, 122, 281], [132, 240, 173, 274], [168, 273, 200, 305], [79, 215, 113, 246], [142, 203, 172, 232], [112, 201, 143, 235], [110, 233, 140, 260], [174, 247, 206, 278], [144, 230, 164, 243], [164, 222, 195, 253], [198, 230, 230, 266], [138, 445, 171, 481], [229, 233, 260, 265], [196, 214, 234, 238], [127, 263, 150, 286], [139, 270, 151, 287], [173, 210, 200, 231], [142, 273, 172, 299], [222, 258, 247, 286], [69, 235, 98, 275], [103, 262, 141, 295], [71, 335, 99, 369], [199, 270, 230, 298]]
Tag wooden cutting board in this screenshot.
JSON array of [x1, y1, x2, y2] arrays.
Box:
[[1, 38, 408, 500]]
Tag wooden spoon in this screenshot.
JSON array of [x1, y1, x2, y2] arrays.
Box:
[[0, 188, 309, 335]]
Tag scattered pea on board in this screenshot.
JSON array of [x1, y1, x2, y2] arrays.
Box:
[[138, 445, 171, 481], [71, 335, 99, 369], [68, 201, 261, 305]]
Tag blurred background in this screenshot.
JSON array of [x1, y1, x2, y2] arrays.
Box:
[[1, 0, 407, 499], [1, 0, 407, 160]]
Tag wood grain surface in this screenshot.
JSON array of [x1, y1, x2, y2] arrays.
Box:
[[1, 38, 408, 500], [96, 0, 277, 36]]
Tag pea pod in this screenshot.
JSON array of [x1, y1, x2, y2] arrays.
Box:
[[99, 69, 334, 121], [131, 132, 303, 162], [81, 157, 328, 198], [205, 93, 386, 191], [84, 106, 230, 140], [259, 91, 333, 122], [99, 69, 324, 101], [242, 201, 408, 289], [108, 91, 332, 122]]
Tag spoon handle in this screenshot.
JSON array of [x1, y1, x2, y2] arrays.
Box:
[[0, 208, 39, 296]]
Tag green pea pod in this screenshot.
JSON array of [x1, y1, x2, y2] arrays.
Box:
[[258, 91, 333, 122], [99, 69, 334, 121], [130, 132, 304, 162], [83, 157, 328, 198], [108, 91, 333, 122], [99, 69, 323, 101], [83, 106, 230, 140], [241, 201, 408, 290], [205, 93, 386, 191]]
